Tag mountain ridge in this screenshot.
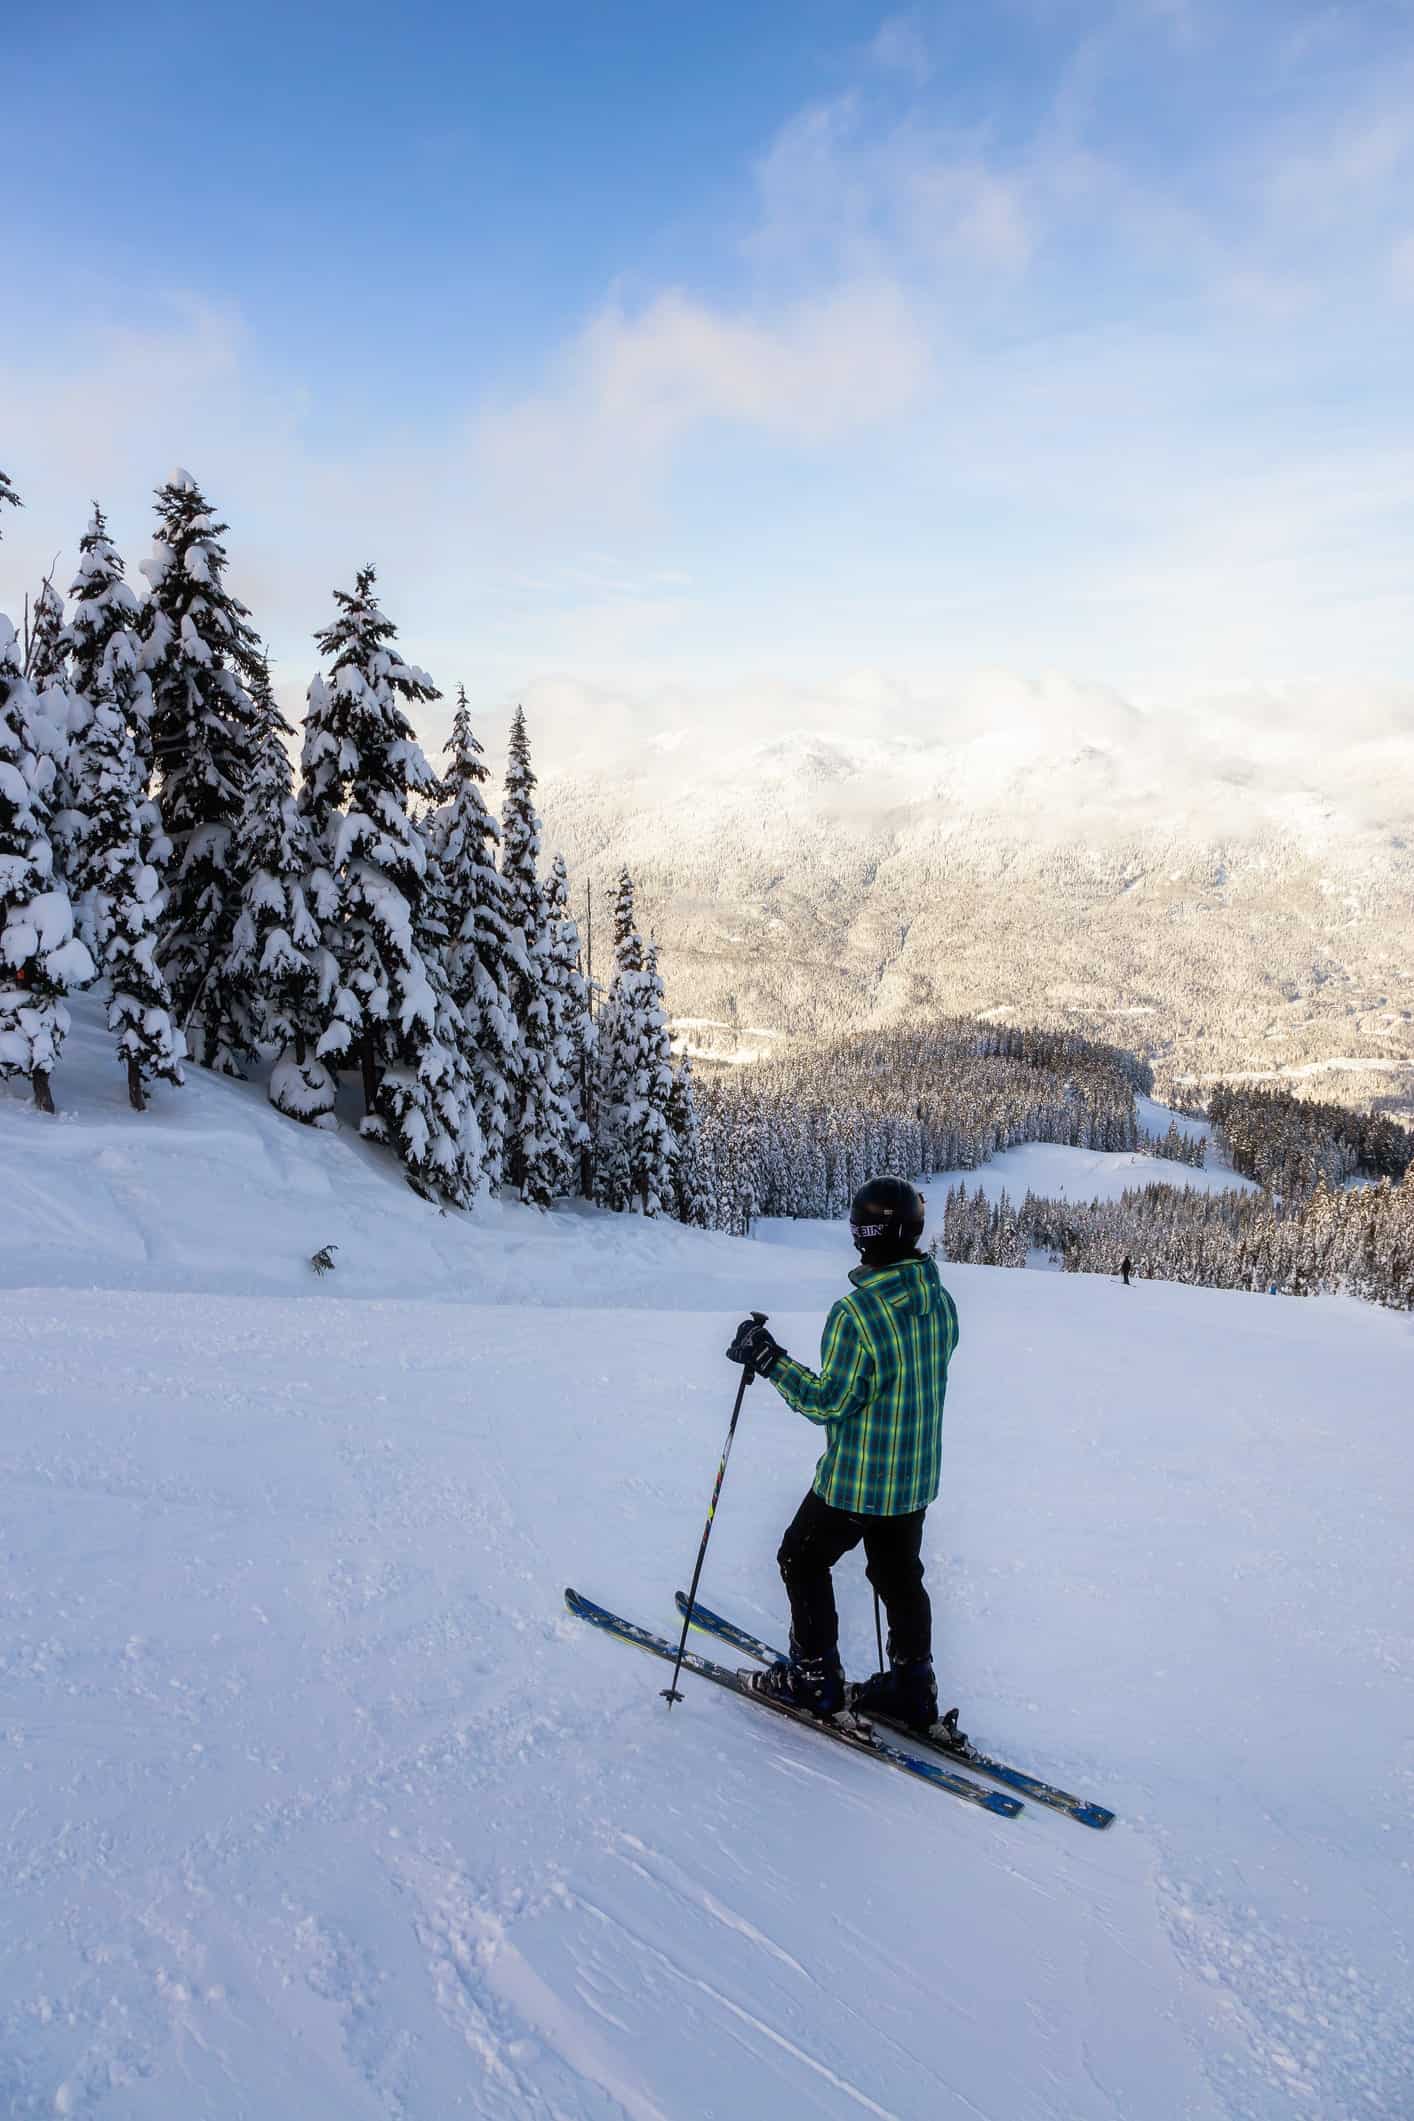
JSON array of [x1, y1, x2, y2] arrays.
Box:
[[538, 713, 1414, 1109]]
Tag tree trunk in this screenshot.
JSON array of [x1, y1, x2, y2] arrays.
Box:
[[31, 1067, 54, 1115], [360, 1034, 380, 1116], [127, 1057, 147, 1113]]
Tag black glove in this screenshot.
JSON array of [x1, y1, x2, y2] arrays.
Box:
[[726, 1313, 787, 1377]]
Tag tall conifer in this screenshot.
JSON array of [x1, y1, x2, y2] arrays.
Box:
[[72, 679, 185, 1109], [0, 472, 94, 1112], [594, 871, 676, 1213], [543, 852, 593, 1197], [26, 579, 68, 690], [69, 505, 157, 776], [227, 658, 329, 1115], [26, 577, 91, 902], [140, 471, 262, 1066], [500, 707, 574, 1204], [667, 1050, 710, 1225], [302, 568, 479, 1200], [67, 506, 168, 955], [433, 687, 519, 1188]]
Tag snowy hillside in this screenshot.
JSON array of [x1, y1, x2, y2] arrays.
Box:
[[2, 1011, 1411, 2119]]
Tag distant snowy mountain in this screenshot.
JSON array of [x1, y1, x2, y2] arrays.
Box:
[[536, 679, 1414, 1108]]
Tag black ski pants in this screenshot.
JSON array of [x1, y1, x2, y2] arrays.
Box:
[[777, 1489, 932, 1667]]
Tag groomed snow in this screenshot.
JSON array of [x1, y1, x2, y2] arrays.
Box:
[[2, 1003, 1410, 2118]]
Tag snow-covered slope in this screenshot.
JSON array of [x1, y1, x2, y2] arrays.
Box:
[[2, 1009, 1411, 2118]]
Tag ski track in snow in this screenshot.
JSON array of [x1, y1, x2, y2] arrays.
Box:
[[1, 1001, 1412, 2118]]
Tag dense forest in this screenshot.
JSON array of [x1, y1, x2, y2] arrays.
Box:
[[696, 1033, 1414, 1311]]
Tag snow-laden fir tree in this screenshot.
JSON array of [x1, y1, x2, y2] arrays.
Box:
[[66, 506, 169, 956], [432, 687, 519, 1187], [25, 578, 68, 690], [226, 657, 332, 1123], [69, 505, 157, 778], [0, 473, 95, 1113], [23, 575, 93, 904], [70, 677, 185, 1109], [140, 470, 263, 1068], [592, 868, 640, 1208], [499, 706, 576, 1204], [401, 786, 484, 1199], [593, 871, 676, 1214], [301, 568, 480, 1200], [666, 1049, 711, 1226], [633, 940, 678, 1214], [542, 852, 593, 1198]]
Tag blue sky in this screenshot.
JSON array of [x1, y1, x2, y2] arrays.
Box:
[[5, 1, 1414, 751]]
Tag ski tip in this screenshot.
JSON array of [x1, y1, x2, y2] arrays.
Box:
[[1075, 1804, 1117, 1830]]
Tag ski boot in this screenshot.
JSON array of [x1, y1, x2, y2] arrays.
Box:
[[850, 1654, 941, 1736], [746, 1646, 853, 1725]]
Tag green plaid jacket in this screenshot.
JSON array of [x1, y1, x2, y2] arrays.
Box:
[[769, 1255, 960, 1516]]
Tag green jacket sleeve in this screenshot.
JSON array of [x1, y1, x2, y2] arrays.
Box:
[[770, 1299, 873, 1427]]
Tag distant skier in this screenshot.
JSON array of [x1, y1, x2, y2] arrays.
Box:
[[1120, 1255, 1133, 1287], [726, 1177, 959, 1731]]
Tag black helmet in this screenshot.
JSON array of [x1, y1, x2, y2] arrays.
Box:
[[849, 1176, 926, 1263]]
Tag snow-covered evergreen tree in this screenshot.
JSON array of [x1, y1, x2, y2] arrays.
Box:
[[667, 1049, 711, 1225], [26, 578, 68, 690], [432, 687, 519, 1187], [0, 474, 95, 1112], [226, 658, 331, 1122], [543, 852, 593, 1198], [631, 940, 678, 1214], [302, 568, 480, 1200], [500, 707, 575, 1204], [592, 869, 638, 1208], [66, 506, 167, 956], [69, 505, 155, 771], [400, 793, 484, 1200], [140, 470, 263, 1068], [22, 576, 93, 903], [594, 871, 676, 1214], [71, 678, 184, 1109]]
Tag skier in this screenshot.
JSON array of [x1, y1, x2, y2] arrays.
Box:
[[726, 1177, 960, 1732], [1120, 1254, 1133, 1287]]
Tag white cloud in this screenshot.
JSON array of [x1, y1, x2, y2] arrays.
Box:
[[523, 663, 1414, 844], [908, 163, 1032, 270], [474, 279, 929, 522], [868, 15, 933, 86], [1264, 105, 1414, 224], [748, 93, 1038, 282]]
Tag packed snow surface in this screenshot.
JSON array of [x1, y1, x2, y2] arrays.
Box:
[[2, 1005, 1411, 2118]]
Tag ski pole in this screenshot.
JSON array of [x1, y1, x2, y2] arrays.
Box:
[[661, 1312, 767, 1707], [873, 1586, 885, 1679]]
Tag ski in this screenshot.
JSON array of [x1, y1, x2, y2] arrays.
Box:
[[674, 1591, 1115, 1831], [566, 1589, 1021, 1820]]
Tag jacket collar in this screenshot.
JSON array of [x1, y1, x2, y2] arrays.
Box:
[[849, 1252, 927, 1290]]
